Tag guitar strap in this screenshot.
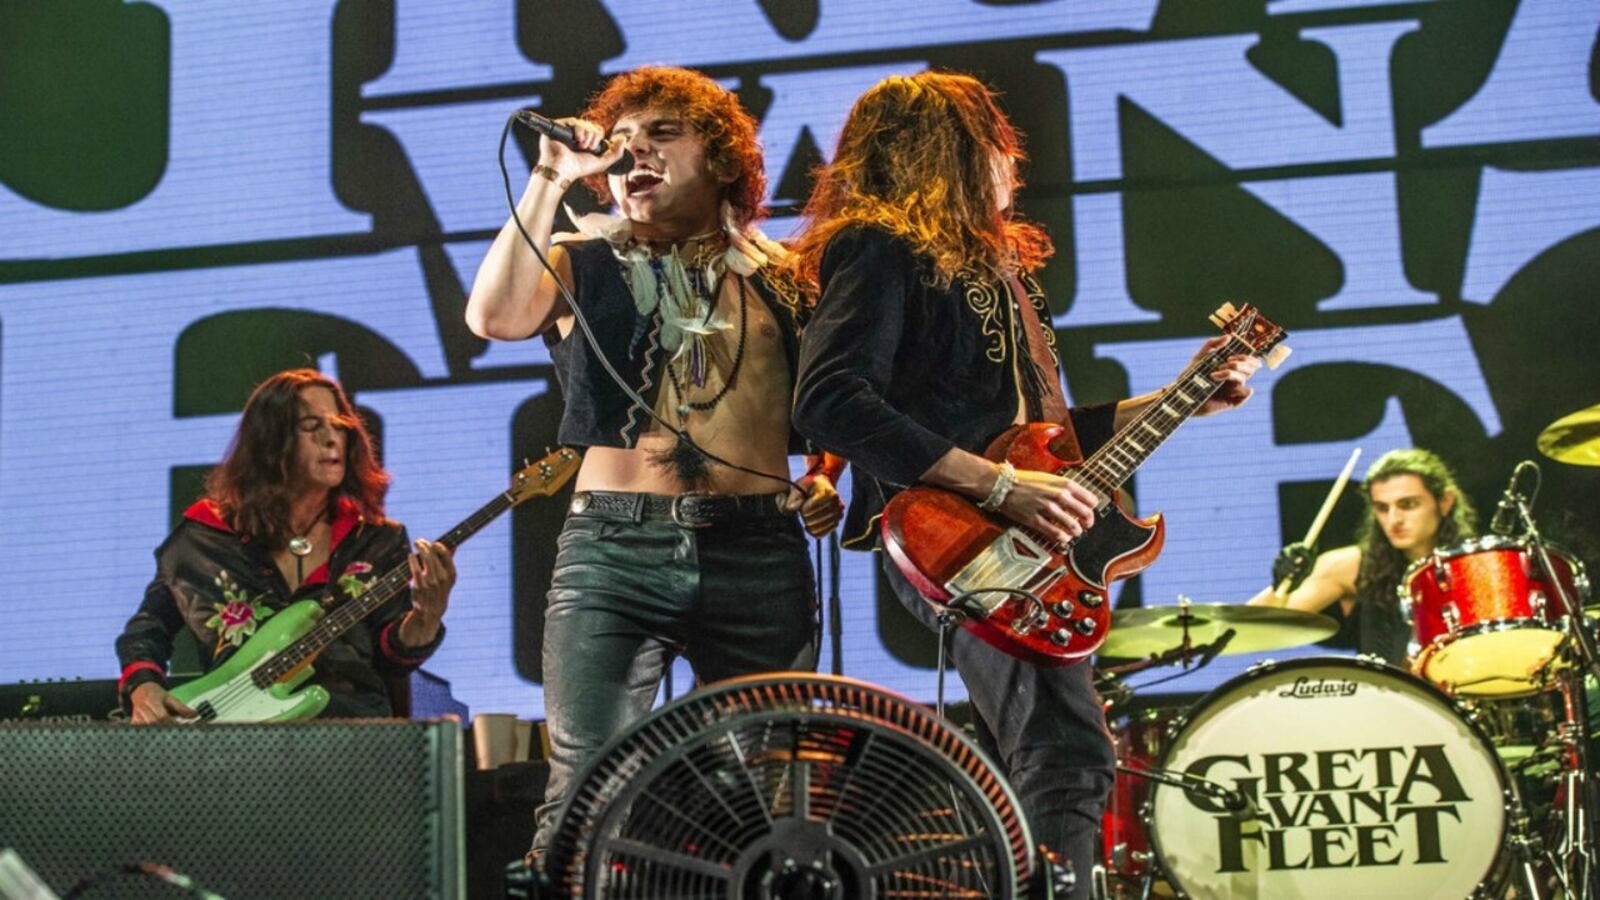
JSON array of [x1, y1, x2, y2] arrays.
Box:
[[1005, 273, 1082, 462]]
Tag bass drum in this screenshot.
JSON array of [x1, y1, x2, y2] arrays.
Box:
[[1149, 657, 1508, 900]]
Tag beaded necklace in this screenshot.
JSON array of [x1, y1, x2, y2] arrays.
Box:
[[556, 204, 792, 424]]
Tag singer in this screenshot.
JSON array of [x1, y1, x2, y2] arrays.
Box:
[[1249, 448, 1478, 663], [463, 66, 842, 860]]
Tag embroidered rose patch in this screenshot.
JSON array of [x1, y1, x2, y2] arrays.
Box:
[[206, 570, 275, 652], [338, 561, 374, 600]]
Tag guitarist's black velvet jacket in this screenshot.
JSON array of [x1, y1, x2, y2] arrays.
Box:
[[793, 226, 1117, 547], [114, 498, 445, 717]]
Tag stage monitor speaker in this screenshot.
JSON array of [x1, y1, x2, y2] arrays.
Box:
[[0, 719, 464, 899]]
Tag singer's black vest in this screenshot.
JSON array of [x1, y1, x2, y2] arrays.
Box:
[[543, 238, 808, 453]]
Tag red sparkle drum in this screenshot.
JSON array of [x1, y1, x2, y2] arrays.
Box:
[[1148, 658, 1508, 900], [1405, 536, 1589, 696]]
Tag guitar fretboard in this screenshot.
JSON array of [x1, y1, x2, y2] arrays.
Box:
[[1064, 332, 1251, 503], [251, 490, 516, 688]]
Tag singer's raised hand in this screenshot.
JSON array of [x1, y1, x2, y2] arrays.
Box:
[[538, 117, 627, 185], [468, 112, 619, 341]]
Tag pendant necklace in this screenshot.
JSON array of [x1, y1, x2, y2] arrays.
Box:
[[287, 519, 321, 585]]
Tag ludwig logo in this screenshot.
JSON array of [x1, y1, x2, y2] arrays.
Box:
[[1277, 676, 1359, 699]]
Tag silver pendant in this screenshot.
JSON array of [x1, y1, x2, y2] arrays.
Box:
[[288, 536, 313, 557]]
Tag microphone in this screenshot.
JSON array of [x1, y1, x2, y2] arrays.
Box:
[[514, 109, 634, 175], [1490, 461, 1532, 536], [1181, 778, 1253, 816], [1216, 785, 1256, 816]]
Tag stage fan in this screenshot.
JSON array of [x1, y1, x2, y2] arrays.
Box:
[[540, 673, 1034, 899]]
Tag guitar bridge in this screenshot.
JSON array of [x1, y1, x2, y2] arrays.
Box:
[[945, 528, 1056, 613]]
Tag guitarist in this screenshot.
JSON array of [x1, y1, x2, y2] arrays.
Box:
[[115, 369, 456, 723], [790, 72, 1259, 897]]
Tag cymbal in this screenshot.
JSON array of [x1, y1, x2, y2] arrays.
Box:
[[1100, 603, 1339, 658], [1537, 403, 1600, 466]]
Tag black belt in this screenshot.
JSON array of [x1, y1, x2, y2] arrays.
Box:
[[569, 491, 791, 528]]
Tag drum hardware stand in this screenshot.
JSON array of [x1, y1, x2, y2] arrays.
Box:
[[1502, 784, 1554, 900], [1094, 830, 1158, 900], [1505, 463, 1599, 897], [1550, 668, 1594, 898], [1175, 595, 1195, 665]]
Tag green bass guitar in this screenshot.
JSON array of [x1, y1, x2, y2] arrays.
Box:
[[170, 448, 580, 722]]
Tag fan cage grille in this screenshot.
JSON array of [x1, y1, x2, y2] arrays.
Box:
[[544, 674, 1031, 898]]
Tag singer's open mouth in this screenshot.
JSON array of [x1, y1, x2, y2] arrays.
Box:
[[626, 172, 663, 196]]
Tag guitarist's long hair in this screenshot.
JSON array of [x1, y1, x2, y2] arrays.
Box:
[[206, 369, 389, 550], [792, 71, 1052, 291], [1353, 448, 1477, 610]]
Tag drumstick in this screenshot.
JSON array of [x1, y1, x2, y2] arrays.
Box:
[[1274, 447, 1362, 600]]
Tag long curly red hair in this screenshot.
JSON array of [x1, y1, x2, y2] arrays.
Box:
[[205, 369, 389, 550], [793, 71, 1052, 289], [580, 66, 766, 227]]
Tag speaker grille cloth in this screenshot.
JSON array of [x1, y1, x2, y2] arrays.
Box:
[[0, 720, 460, 899]]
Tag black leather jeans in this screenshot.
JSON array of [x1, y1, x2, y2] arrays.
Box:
[[882, 557, 1115, 900], [532, 502, 819, 850]]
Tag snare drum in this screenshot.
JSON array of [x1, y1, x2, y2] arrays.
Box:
[[1406, 536, 1589, 696], [1149, 658, 1507, 900]]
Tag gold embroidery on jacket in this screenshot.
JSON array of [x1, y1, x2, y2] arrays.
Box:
[[1019, 271, 1057, 354], [961, 274, 1009, 364]]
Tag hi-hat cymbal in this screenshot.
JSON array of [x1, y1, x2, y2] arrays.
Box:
[[1538, 403, 1600, 466], [1099, 603, 1338, 659]]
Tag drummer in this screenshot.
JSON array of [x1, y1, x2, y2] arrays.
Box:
[[1248, 448, 1478, 664]]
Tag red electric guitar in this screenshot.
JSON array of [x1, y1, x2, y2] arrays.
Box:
[[881, 303, 1290, 666]]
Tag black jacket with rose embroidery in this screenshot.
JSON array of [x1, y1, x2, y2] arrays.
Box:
[[114, 497, 445, 718]]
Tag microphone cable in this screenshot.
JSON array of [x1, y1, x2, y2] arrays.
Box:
[[498, 114, 853, 676], [495, 114, 805, 497]]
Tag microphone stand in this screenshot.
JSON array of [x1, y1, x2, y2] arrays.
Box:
[[1516, 493, 1599, 895], [828, 533, 843, 677], [1098, 629, 1235, 679], [1114, 762, 1255, 819]]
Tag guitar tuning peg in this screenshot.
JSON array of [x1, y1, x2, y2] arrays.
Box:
[[1265, 344, 1293, 370], [522, 457, 531, 468]]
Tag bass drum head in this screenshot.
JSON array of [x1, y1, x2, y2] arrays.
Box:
[[1150, 658, 1506, 900]]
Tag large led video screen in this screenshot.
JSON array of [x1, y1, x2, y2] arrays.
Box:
[[2, 0, 1596, 716]]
